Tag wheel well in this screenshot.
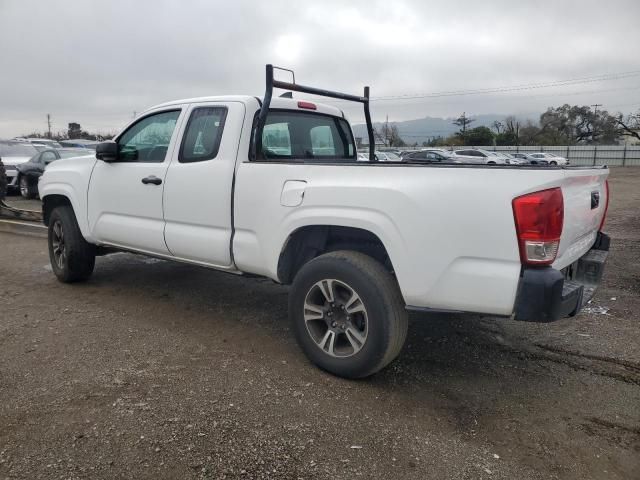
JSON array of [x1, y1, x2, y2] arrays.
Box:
[[277, 225, 393, 284], [42, 195, 72, 226]]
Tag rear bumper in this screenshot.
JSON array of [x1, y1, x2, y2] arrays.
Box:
[[513, 232, 610, 322]]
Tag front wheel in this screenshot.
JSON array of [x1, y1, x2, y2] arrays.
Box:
[[48, 206, 96, 283], [550, 161, 557, 165], [289, 251, 408, 378], [19, 175, 38, 199]]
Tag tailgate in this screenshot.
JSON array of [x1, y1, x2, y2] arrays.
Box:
[[553, 168, 609, 270]]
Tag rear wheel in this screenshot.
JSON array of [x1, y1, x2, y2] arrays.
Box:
[[289, 251, 408, 378], [550, 161, 557, 165], [19, 175, 38, 199], [48, 206, 96, 283]]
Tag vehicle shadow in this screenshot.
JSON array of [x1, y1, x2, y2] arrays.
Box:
[[86, 252, 559, 392]]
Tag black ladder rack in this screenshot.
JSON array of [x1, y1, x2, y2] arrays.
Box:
[[253, 64, 375, 162]]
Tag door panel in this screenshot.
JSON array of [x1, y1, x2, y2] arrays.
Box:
[[163, 102, 245, 266], [87, 108, 183, 254]]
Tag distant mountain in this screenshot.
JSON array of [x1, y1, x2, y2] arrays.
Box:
[[352, 113, 538, 145]]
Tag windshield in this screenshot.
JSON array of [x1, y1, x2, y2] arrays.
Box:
[[0, 142, 39, 157], [384, 152, 400, 160]]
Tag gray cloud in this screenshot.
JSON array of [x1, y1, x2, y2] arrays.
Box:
[[1, 0, 639, 137]]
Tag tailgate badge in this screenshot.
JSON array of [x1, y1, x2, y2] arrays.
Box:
[[591, 191, 600, 209]]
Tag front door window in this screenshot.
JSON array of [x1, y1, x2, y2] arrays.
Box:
[[118, 110, 180, 163]]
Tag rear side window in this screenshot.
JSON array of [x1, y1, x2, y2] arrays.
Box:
[[180, 107, 228, 163], [259, 111, 355, 162]]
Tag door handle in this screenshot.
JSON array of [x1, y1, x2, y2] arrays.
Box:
[[141, 176, 162, 185]]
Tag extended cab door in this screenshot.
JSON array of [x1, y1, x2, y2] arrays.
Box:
[[162, 101, 245, 267], [87, 108, 184, 254]]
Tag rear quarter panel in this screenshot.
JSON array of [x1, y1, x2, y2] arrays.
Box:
[[234, 164, 573, 315]]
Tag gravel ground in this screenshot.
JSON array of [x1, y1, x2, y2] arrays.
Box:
[[0, 168, 639, 479]]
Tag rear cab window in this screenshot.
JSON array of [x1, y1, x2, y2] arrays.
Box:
[[258, 110, 355, 162], [180, 107, 228, 163]]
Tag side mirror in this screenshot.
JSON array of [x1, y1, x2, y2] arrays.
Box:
[[96, 141, 118, 162]]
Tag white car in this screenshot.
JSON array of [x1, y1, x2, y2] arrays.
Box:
[[0, 141, 40, 190], [357, 151, 402, 162], [375, 151, 402, 162], [527, 153, 569, 166], [500, 153, 526, 165], [39, 65, 610, 379], [451, 149, 509, 164]]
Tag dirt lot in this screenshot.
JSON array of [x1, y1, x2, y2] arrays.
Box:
[[1, 168, 639, 479]]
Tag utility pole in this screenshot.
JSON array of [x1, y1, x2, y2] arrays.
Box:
[[590, 104, 602, 142], [461, 112, 467, 143], [133, 111, 137, 119], [47, 114, 52, 139], [385, 114, 389, 147]]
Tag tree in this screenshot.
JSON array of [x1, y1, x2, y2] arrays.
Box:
[[615, 110, 640, 142], [538, 104, 619, 144], [452, 112, 475, 142], [374, 122, 406, 147], [491, 120, 504, 134], [464, 126, 494, 145], [519, 121, 542, 146]]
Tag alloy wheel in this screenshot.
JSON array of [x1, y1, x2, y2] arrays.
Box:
[[303, 279, 368, 358], [51, 220, 66, 270]]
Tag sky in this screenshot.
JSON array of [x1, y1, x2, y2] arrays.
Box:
[[1, 0, 639, 138]]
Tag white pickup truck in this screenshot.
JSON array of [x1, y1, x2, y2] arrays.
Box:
[[39, 65, 610, 378]]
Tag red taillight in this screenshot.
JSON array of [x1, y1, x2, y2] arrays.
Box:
[[297, 101, 317, 110], [512, 187, 564, 266], [599, 180, 609, 231]]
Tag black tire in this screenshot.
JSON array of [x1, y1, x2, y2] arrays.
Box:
[[18, 175, 38, 199], [48, 206, 96, 283], [550, 161, 557, 165], [289, 250, 408, 379], [0, 159, 7, 201]]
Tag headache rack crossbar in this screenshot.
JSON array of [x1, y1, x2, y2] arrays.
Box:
[[253, 64, 376, 162]]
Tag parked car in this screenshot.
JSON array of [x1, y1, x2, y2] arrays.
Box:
[[15, 148, 91, 198], [356, 151, 402, 162], [58, 139, 100, 150], [527, 153, 569, 165], [0, 141, 40, 191], [511, 153, 530, 161], [39, 64, 610, 379], [505, 152, 548, 165], [402, 149, 452, 162], [451, 149, 509, 164], [25, 138, 63, 149], [499, 153, 526, 165], [375, 151, 402, 162]]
